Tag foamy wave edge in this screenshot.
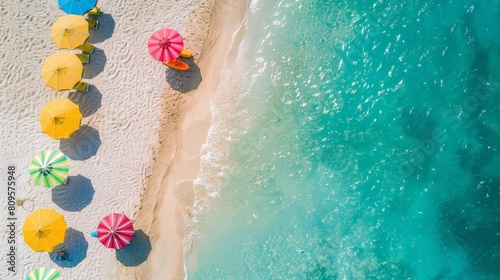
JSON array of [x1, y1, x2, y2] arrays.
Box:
[[183, 0, 251, 275]]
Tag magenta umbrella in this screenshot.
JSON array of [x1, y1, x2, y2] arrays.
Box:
[[148, 28, 184, 62], [97, 213, 135, 249]]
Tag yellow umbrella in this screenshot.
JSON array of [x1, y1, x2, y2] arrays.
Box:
[[41, 52, 83, 91], [51, 15, 89, 49], [39, 98, 82, 140], [22, 208, 68, 252]]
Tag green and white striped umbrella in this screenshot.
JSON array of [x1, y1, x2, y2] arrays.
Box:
[[26, 266, 62, 280], [29, 150, 69, 188]]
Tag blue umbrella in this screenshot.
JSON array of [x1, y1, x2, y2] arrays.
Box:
[[58, 0, 97, 15]]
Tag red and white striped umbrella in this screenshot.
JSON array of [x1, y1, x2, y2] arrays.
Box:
[[97, 213, 135, 249], [148, 28, 184, 62]]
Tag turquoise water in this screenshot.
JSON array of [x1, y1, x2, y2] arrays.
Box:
[[188, 0, 500, 279]]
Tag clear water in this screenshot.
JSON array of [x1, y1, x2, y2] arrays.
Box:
[[187, 0, 500, 279]]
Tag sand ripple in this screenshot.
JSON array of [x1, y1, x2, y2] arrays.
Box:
[[0, 0, 195, 279]]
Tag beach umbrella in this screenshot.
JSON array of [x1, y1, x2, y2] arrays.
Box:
[[41, 52, 83, 91], [26, 267, 62, 280], [97, 213, 135, 249], [51, 15, 89, 49], [39, 98, 82, 140], [58, 0, 97, 15], [148, 28, 184, 62], [23, 208, 68, 252], [29, 150, 69, 188]]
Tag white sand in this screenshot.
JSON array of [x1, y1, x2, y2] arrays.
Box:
[[0, 0, 207, 278]]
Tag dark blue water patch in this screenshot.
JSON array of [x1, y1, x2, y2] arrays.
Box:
[[400, 105, 437, 142], [472, 49, 491, 78], [456, 124, 499, 176], [439, 176, 500, 278]]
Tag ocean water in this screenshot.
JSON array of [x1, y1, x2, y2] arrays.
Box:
[[187, 0, 500, 279]]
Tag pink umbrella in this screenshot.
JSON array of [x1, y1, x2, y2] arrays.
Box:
[[97, 213, 135, 249], [148, 28, 184, 62]]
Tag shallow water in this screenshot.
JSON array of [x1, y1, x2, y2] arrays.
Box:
[[188, 0, 500, 278]]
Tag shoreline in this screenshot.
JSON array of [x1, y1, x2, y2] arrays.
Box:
[[130, 0, 249, 279]]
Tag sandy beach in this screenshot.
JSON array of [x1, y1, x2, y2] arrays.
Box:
[[0, 0, 243, 278]]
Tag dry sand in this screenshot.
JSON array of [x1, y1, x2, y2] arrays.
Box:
[[0, 0, 225, 278], [0, 0, 249, 278]]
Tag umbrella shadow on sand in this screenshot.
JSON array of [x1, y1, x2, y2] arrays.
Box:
[[87, 13, 115, 44], [51, 175, 95, 212], [68, 85, 102, 117], [60, 125, 101, 161], [82, 48, 107, 79], [49, 228, 88, 268], [165, 57, 202, 93], [116, 230, 152, 266]]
